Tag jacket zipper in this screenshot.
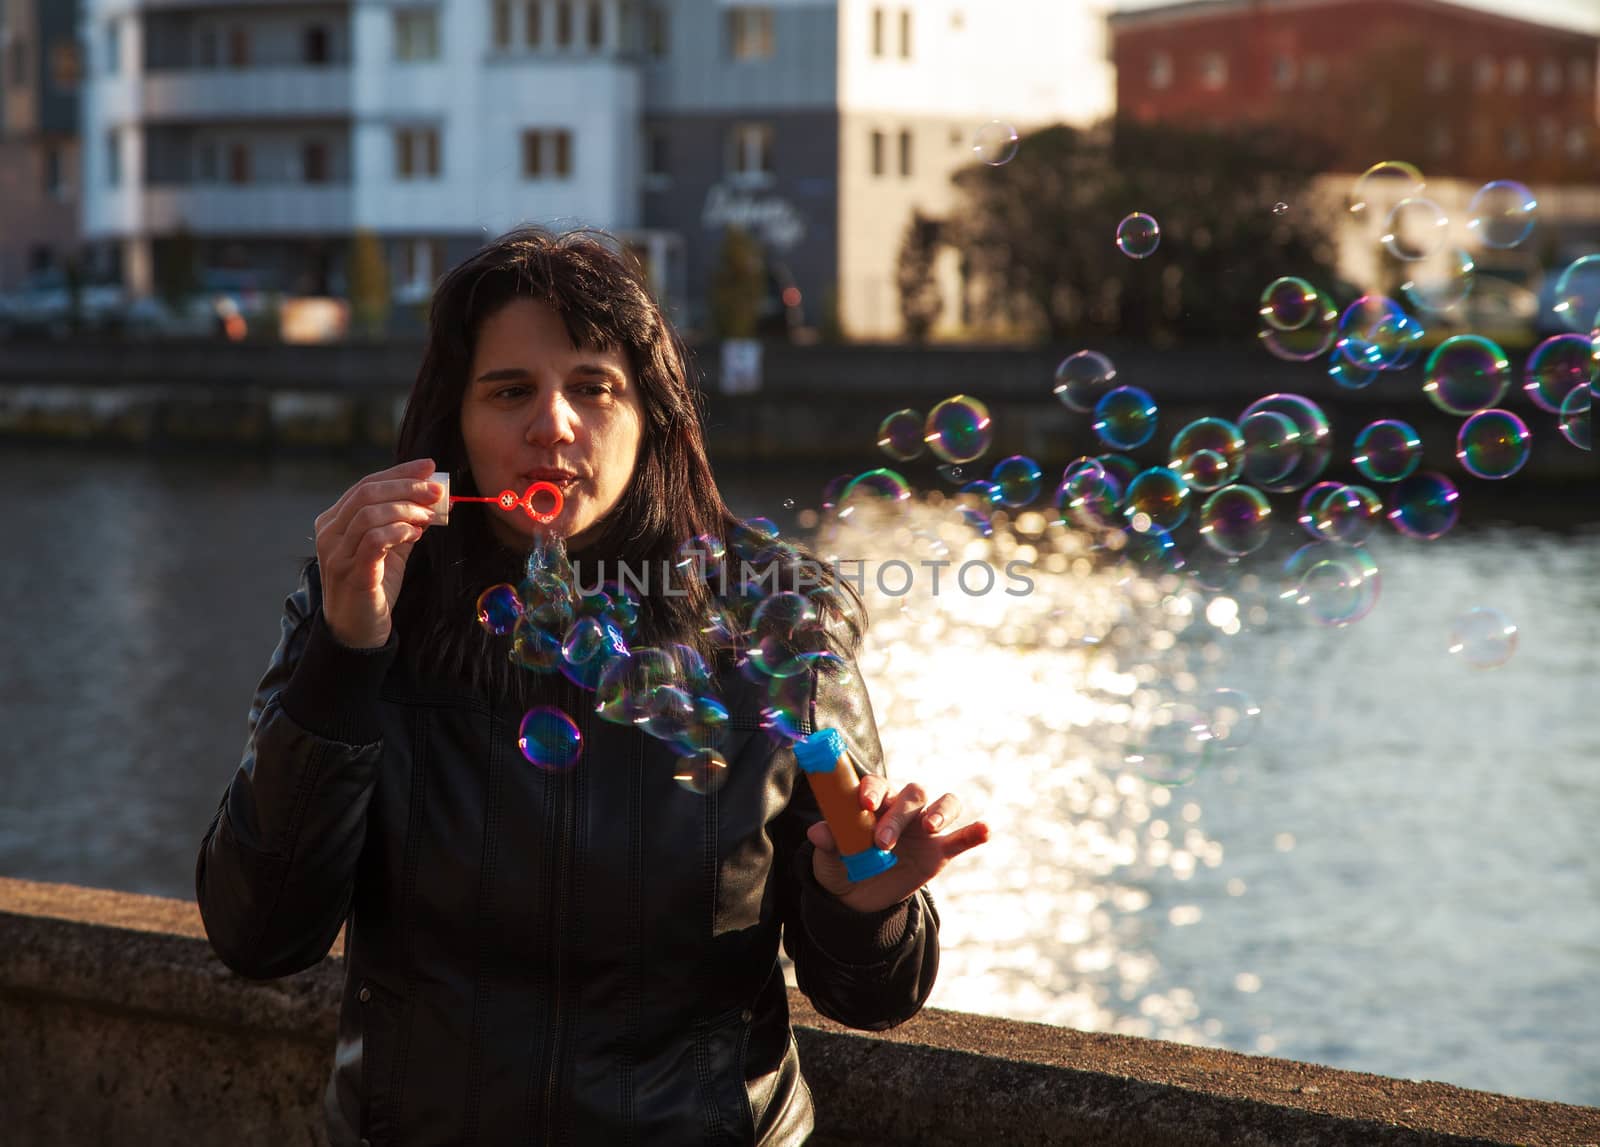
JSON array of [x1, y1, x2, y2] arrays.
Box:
[[540, 714, 577, 1144]]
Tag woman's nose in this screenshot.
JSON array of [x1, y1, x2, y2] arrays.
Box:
[[525, 390, 577, 446]]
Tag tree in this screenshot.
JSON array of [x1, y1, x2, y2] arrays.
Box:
[[896, 210, 943, 343], [348, 229, 391, 339], [949, 121, 1338, 343], [709, 226, 766, 340]]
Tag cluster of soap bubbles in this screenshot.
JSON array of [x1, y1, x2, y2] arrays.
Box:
[[473, 523, 861, 787]]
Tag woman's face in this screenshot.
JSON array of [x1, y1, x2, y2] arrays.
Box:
[[461, 297, 644, 551]]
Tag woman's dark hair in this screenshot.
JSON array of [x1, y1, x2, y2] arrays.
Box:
[[390, 225, 860, 698]]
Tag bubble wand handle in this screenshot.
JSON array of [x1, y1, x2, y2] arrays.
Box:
[[428, 472, 564, 525], [793, 728, 899, 883]]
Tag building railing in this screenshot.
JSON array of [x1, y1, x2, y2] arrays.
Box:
[[140, 66, 353, 122]]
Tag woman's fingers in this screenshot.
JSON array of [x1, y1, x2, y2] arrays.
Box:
[[872, 783, 929, 849]]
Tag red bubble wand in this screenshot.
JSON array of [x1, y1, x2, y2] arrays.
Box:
[[428, 472, 564, 525]]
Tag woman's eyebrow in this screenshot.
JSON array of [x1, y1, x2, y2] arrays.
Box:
[[473, 363, 627, 385]]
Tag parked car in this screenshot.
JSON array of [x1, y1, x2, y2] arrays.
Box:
[[0, 270, 126, 338]]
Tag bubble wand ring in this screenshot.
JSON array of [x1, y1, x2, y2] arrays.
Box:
[[428, 473, 564, 525]]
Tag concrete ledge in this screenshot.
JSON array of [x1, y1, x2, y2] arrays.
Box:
[[3, 876, 1597, 1147]]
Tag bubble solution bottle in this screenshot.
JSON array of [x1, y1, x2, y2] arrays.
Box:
[[793, 728, 899, 883]]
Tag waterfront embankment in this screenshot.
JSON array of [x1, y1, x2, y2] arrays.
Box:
[[4, 876, 1598, 1146]]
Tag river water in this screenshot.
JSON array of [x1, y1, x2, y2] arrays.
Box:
[[1, 443, 1596, 1107]]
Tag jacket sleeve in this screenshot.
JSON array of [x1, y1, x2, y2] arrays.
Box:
[[195, 562, 397, 980], [772, 642, 941, 1032]]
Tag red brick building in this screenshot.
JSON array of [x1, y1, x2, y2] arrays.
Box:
[[1108, 0, 1600, 184]]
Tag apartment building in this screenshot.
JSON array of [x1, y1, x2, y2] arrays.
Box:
[[77, 1, 1110, 337]]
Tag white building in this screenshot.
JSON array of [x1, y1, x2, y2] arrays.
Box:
[[79, 0, 1112, 338]]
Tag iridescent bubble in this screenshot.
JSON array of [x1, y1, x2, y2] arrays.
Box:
[[748, 591, 824, 677], [1258, 287, 1337, 362], [1552, 255, 1600, 333], [1093, 385, 1159, 450], [990, 455, 1043, 508], [1559, 386, 1591, 451], [673, 748, 731, 795], [679, 694, 731, 753], [1281, 542, 1381, 627], [730, 517, 781, 562], [1309, 484, 1383, 545], [1349, 160, 1425, 218], [1057, 466, 1123, 531], [876, 409, 925, 462], [1169, 418, 1244, 492], [1328, 359, 1379, 390], [956, 479, 1000, 535], [1523, 334, 1594, 413], [1258, 277, 1321, 332], [1381, 197, 1449, 261], [820, 473, 853, 510], [1272, 202, 1289, 215], [596, 648, 681, 725], [475, 583, 522, 636], [639, 684, 696, 744], [1337, 294, 1424, 371], [1296, 481, 1341, 541], [1447, 607, 1518, 669], [1125, 466, 1190, 531], [1401, 247, 1475, 314], [936, 464, 965, 483], [1116, 212, 1161, 259], [518, 706, 583, 771], [1094, 453, 1141, 490], [1238, 394, 1331, 492], [1114, 526, 1186, 578], [510, 618, 563, 671], [973, 120, 1020, 165], [839, 468, 912, 514], [1205, 688, 1262, 749], [1239, 410, 1303, 487], [925, 395, 993, 464], [1424, 334, 1510, 414], [1466, 180, 1537, 249], [761, 652, 850, 740], [1052, 349, 1118, 413], [1125, 700, 1209, 786], [1456, 409, 1531, 479], [1198, 484, 1273, 557], [1388, 471, 1460, 539], [1352, 419, 1422, 483]]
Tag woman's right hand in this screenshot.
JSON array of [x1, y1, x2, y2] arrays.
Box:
[[314, 458, 442, 649]]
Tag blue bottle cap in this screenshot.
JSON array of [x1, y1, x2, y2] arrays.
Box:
[[793, 728, 846, 774], [841, 846, 899, 883]]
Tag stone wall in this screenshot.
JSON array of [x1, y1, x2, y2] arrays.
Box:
[[4, 876, 1597, 1146]]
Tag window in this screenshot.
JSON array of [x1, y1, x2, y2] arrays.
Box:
[[522, 129, 574, 178], [1200, 51, 1228, 90], [1425, 54, 1450, 91], [197, 28, 219, 68], [105, 19, 120, 75], [394, 239, 447, 292], [492, 0, 513, 50], [728, 122, 774, 178], [525, 0, 542, 48], [49, 41, 82, 90], [228, 143, 251, 184], [1149, 52, 1172, 90], [554, 131, 571, 175], [872, 8, 884, 57], [106, 130, 120, 187], [395, 9, 440, 61], [1272, 55, 1295, 90], [645, 128, 669, 178], [728, 7, 774, 61], [899, 9, 911, 59], [1474, 56, 1495, 92], [197, 141, 218, 182], [1504, 57, 1527, 94], [43, 145, 62, 196], [9, 37, 27, 88], [228, 27, 250, 68], [396, 126, 441, 179], [870, 129, 885, 176], [647, 5, 667, 56], [586, 1, 603, 49], [556, 1, 573, 48], [303, 140, 329, 183], [1540, 59, 1561, 94], [898, 129, 912, 176], [305, 24, 331, 65]]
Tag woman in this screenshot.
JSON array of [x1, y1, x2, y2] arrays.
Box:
[[197, 227, 990, 1145]]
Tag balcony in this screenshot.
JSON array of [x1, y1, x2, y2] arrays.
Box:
[[143, 185, 352, 234], [140, 67, 353, 123]]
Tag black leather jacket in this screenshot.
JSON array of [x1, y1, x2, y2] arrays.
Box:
[[196, 565, 940, 1145]]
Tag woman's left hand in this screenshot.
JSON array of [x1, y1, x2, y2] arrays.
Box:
[[806, 777, 991, 914]]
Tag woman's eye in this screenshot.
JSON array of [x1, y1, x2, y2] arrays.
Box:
[[577, 383, 612, 398]]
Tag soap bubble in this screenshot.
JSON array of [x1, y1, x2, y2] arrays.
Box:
[[1125, 466, 1190, 531], [1401, 247, 1476, 314], [1552, 255, 1600, 333], [518, 706, 583, 771], [1116, 212, 1161, 259], [1052, 349, 1118, 413], [990, 455, 1043, 507], [1095, 452, 1141, 491], [1337, 294, 1424, 371], [1281, 542, 1381, 627], [1559, 386, 1591, 451], [1349, 160, 1425, 218], [1204, 688, 1262, 749], [673, 748, 731, 795], [1466, 180, 1537, 249], [839, 468, 912, 514], [1258, 276, 1321, 332], [1455, 409, 1531, 479], [1328, 359, 1379, 390], [1198, 484, 1273, 557], [1424, 335, 1510, 415], [1112, 525, 1186, 578], [679, 695, 731, 753], [956, 479, 1001, 535], [925, 395, 993, 464], [1125, 700, 1210, 786], [639, 683, 696, 744], [1238, 394, 1331, 492], [973, 120, 1020, 166], [596, 648, 681, 725], [1523, 334, 1594, 413], [1258, 286, 1337, 361], [1239, 409, 1302, 486], [1057, 465, 1123, 531], [1093, 385, 1159, 450], [1307, 484, 1383, 545], [1272, 202, 1289, 215], [1388, 472, 1460, 539], [1447, 607, 1518, 669], [876, 409, 925, 461], [1352, 419, 1422, 483], [1381, 196, 1449, 261], [510, 619, 563, 671], [475, 583, 523, 636], [1169, 418, 1244, 492]]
